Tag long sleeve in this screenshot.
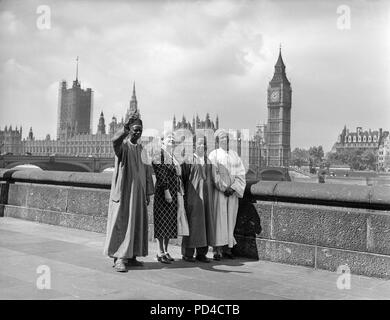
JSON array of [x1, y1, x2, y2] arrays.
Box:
[[209, 150, 229, 192], [229, 151, 246, 198], [230, 174, 246, 198], [145, 164, 155, 196], [112, 127, 129, 158]]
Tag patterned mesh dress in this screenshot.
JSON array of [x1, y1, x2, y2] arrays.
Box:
[[152, 149, 181, 239]]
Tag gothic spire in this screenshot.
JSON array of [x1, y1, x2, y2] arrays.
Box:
[[97, 111, 106, 134], [126, 81, 138, 120], [271, 46, 290, 85], [28, 127, 34, 140], [275, 45, 285, 69], [75, 56, 79, 81], [132, 81, 136, 99]]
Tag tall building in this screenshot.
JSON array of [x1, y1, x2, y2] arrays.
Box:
[[27, 127, 34, 141], [125, 82, 138, 122], [248, 123, 267, 175], [171, 114, 256, 174], [97, 111, 106, 135], [378, 135, 390, 171], [172, 113, 219, 134], [57, 57, 93, 140], [266, 47, 292, 167], [23, 83, 140, 158], [0, 125, 22, 154], [172, 113, 219, 156], [332, 126, 388, 152], [331, 126, 389, 171]]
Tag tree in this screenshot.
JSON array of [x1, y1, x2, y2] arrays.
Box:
[[291, 148, 310, 168], [360, 150, 376, 170], [309, 145, 324, 167], [326, 148, 376, 171]]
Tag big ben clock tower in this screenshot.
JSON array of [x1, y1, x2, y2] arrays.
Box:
[[266, 47, 292, 167]]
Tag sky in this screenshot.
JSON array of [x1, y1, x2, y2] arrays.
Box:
[[0, 0, 389, 152]]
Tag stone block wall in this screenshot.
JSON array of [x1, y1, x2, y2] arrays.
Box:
[[232, 181, 390, 279], [1, 169, 390, 279]]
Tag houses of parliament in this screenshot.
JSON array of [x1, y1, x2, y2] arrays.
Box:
[[0, 50, 294, 172]]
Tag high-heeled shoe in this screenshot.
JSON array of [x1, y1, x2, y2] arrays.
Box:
[[165, 253, 174, 262], [156, 254, 171, 264]]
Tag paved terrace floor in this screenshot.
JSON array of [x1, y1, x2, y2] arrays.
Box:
[[0, 217, 389, 300]]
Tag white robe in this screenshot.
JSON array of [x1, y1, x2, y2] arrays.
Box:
[[208, 148, 246, 248]]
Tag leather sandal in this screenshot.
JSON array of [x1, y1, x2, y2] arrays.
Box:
[[114, 259, 128, 272]]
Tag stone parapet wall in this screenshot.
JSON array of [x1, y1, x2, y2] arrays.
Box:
[[1, 169, 389, 278], [0, 169, 154, 236], [231, 181, 390, 279], [250, 180, 390, 210]]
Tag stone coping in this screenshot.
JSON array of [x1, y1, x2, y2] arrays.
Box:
[[0, 168, 112, 189], [250, 181, 390, 210], [1, 169, 389, 209]]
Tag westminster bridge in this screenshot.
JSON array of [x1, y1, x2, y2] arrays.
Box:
[[0, 154, 114, 172]]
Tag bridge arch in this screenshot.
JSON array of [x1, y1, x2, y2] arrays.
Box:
[[100, 163, 115, 172], [5, 160, 93, 172]]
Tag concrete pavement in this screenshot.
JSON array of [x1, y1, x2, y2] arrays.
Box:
[[0, 217, 389, 300]]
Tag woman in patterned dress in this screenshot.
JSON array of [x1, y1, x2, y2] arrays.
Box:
[[152, 134, 182, 264]]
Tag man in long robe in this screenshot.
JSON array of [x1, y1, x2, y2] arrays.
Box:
[[181, 136, 212, 262], [103, 112, 154, 272], [208, 129, 246, 260]]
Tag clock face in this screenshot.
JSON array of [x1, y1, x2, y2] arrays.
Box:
[[270, 90, 280, 102]]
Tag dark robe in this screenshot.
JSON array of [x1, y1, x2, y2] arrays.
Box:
[[103, 128, 154, 259], [203, 162, 216, 246], [181, 154, 212, 248]]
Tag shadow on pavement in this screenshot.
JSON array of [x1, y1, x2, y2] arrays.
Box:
[[117, 258, 255, 274]]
